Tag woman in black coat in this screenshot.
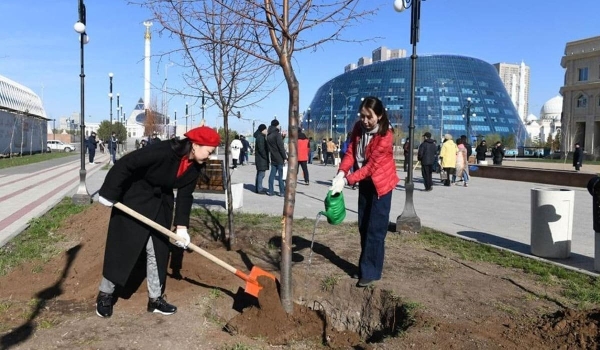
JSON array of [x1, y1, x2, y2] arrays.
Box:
[[475, 140, 487, 163], [95, 126, 220, 318], [573, 143, 583, 171], [253, 124, 270, 193]]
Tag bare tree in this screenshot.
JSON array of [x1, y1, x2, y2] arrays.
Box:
[[140, 0, 376, 313], [141, 0, 276, 248]]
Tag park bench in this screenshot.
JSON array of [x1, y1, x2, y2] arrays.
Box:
[[194, 158, 243, 209]]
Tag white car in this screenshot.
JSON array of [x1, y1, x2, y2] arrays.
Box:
[[47, 140, 77, 152]]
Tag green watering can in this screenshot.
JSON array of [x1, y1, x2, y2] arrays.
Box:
[[320, 190, 346, 225]]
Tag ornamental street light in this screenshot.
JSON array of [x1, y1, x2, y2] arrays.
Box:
[[185, 102, 189, 132], [341, 92, 357, 137], [108, 72, 114, 165], [72, 0, 91, 205], [463, 97, 475, 144], [329, 87, 334, 139], [306, 107, 312, 135], [201, 89, 206, 123], [394, 0, 425, 233]]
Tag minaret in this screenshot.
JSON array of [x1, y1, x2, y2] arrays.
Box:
[[143, 21, 153, 110]]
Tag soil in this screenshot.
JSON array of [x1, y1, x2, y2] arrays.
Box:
[[1, 203, 600, 349]]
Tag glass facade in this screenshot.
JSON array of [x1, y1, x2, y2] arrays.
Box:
[[306, 55, 527, 144]]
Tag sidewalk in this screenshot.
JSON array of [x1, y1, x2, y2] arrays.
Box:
[[1, 154, 597, 276]]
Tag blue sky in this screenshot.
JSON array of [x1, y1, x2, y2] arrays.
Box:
[[1, 0, 599, 135]]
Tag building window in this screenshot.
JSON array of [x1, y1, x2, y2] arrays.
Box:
[[578, 67, 588, 81], [577, 95, 588, 108]]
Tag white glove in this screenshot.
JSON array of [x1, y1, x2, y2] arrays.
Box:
[[98, 196, 114, 207], [175, 228, 190, 249], [329, 171, 346, 195]]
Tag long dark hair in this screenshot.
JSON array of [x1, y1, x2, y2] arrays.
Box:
[[359, 96, 391, 137]]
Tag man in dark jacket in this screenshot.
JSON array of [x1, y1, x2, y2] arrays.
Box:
[[491, 141, 505, 165], [87, 132, 98, 164], [239, 135, 250, 165], [109, 132, 118, 164], [253, 124, 269, 193], [266, 119, 287, 196], [573, 142, 583, 171], [418, 132, 437, 191]]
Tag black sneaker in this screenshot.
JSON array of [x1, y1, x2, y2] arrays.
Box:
[[147, 296, 177, 315], [356, 278, 375, 288], [96, 292, 114, 318]]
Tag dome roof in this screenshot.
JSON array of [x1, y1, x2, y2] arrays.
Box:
[[540, 95, 563, 118], [525, 114, 538, 122]]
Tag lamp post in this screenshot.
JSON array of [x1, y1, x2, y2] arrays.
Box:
[[72, 0, 91, 205], [174, 110, 177, 137], [201, 89, 206, 123], [395, 0, 423, 233], [329, 87, 334, 139], [306, 107, 311, 135], [464, 97, 473, 144], [51, 119, 56, 140], [185, 102, 189, 132], [108, 72, 114, 165]]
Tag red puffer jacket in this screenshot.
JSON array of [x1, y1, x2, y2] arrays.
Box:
[[338, 122, 399, 197], [298, 138, 309, 162]]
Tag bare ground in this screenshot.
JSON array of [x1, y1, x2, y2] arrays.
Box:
[[0, 203, 599, 349]]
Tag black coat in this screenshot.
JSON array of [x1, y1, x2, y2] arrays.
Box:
[[573, 148, 583, 167], [253, 130, 269, 171], [266, 125, 287, 165], [491, 145, 505, 163], [475, 144, 487, 161], [99, 139, 206, 287], [417, 138, 437, 165], [87, 135, 98, 150]]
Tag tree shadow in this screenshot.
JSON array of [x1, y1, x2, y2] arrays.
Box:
[[190, 206, 226, 242], [0, 245, 82, 350]]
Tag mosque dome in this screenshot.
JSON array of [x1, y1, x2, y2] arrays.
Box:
[[525, 114, 538, 123], [540, 95, 563, 120]]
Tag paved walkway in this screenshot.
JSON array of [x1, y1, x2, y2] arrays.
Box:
[[1, 153, 598, 276]]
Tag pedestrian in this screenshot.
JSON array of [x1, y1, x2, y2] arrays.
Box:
[[135, 139, 140, 150], [460, 135, 472, 162], [439, 134, 458, 186], [298, 128, 310, 185], [475, 140, 487, 163], [417, 132, 437, 191], [573, 143, 583, 172], [454, 138, 469, 187], [87, 132, 98, 164], [325, 138, 336, 166], [320, 138, 327, 164], [239, 135, 250, 165], [149, 132, 161, 145], [491, 141, 505, 165], [253, 124, 269, 193], [95, 126, 220, 318], [230, 135, 243, 169], [403, 137, 411, 172], [309, 137, 317, 164], [329, 96, 399, 288], [340, 132, 351, 161], [109, 132, 118, 164], [266, 119, 287, 196]]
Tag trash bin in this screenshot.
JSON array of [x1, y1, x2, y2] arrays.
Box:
[[530, 188, 574, 258]]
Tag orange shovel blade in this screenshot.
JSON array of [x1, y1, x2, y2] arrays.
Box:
[[235, 266, 276, 297]]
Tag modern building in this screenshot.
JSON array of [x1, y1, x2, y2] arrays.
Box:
[[493, 62, 530, 120], [0, 74, 48, 155], [560, 35, 600, 155], [305, 54, 528, 145]]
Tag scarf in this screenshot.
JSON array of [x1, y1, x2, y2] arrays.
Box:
[[356, 124, 379, 169], [177, 157, 193, 178]]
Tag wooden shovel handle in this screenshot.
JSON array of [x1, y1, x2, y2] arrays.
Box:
[[114, 202, 237, 275]]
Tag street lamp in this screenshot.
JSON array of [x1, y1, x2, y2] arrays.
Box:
[[395, 0, 424, 233], [201, 89, 206, 123], [108, 72, 114, 165], [306, 107, 311, 135], [463, 97, 475, 144], [185, 102, 189, 132], [341, 92, 357, 137], [72, 0, 91, 205], [329, 87, 334, 139]]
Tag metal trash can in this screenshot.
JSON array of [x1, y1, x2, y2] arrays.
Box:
[[530, 188, 574, 258]]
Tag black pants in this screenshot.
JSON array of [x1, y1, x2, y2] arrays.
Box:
[[88, 148, 96, 163], [403, 157, 409, 172], [421, 164, 433, 190], [443, 167, 455, 186], [297, 161, 309, 183], [325, 152, 334, 165]]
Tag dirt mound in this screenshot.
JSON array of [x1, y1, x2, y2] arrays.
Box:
[[2, 203, 600, 349]]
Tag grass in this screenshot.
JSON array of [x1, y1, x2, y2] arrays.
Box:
[[417, 227, 600, 306], [0, 152, 75, 169], [220, 343, 260, 350], [0, 197, 87, 276], [320, 275, 339, 292]]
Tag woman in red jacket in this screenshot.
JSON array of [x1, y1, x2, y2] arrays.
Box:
[[297, 128, 310, 185], [330, 96, 399, 287]]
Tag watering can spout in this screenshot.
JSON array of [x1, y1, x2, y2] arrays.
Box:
[[321, 191, 346, 225]]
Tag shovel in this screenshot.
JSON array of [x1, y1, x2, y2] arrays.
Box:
[[114, 202, 276, 298]]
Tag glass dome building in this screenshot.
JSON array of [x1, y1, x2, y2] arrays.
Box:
[[306, 55, 527, 144]]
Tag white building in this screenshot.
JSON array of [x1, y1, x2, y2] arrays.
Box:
[[539, 95, 563, 144], [493, 61, 531, 121], [524, 114, 541, 144]]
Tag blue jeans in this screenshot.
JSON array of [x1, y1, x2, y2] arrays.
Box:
[[357, 180, 392, 280], [268, 164, 285, 195], [308, 151, 313, 164], [110, 148, 117, 163], [255, 170, 266, 193]]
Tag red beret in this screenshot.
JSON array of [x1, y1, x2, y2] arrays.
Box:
[[184, 126, 220, 147]]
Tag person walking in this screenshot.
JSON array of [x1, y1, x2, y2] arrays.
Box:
[[340, 132, 351, 161], [325, 138, 336, 166], [330, 96, 399, 288], [491, 141, 505, 165], [475, 140, 487, 164], [309, 137, 317, 164], [460, 135, 472, 162], [298, 128, 310, 185], [253, 124, 269, 193], [417, 132, 437, 191], [573, 143, 583, 172], [320, 138, 327, 164], [87, 132, 98, 164], [402, 137, 411, 172], [239, 135, 250, 165], [454, 138, 469, 187], [95, 126, 220, 318], [109, 132, 118, 164], [439, 134, 458, 186], [266, 119, 287, 196], [230, 135, 243, 169]]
